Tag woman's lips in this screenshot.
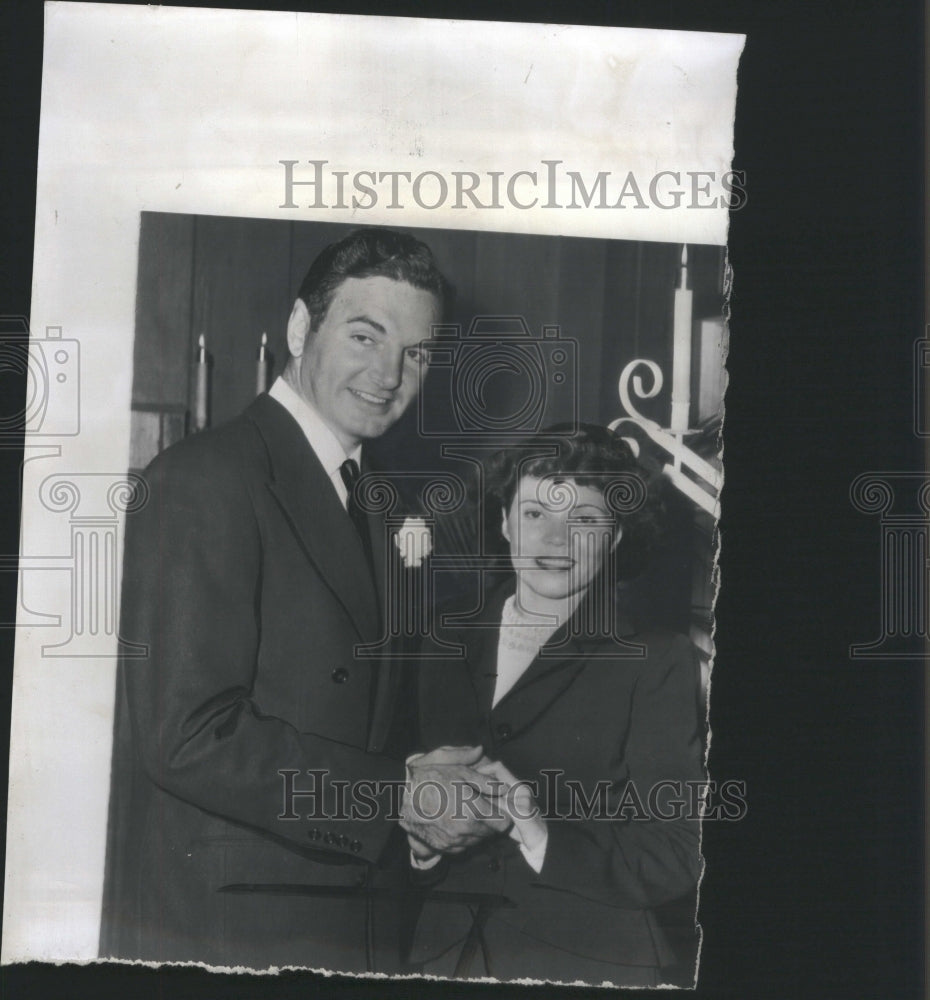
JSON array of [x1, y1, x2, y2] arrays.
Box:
[[533, 556, 575, 570]]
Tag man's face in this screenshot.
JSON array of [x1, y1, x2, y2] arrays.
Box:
[[286, 275, 440, 452], [503, 475, 620, 606]]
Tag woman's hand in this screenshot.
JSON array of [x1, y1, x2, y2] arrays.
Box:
[[474, 758, 548, 859]]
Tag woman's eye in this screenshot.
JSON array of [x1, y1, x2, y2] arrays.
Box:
[[571, 510, 610, 525], [523, 509, 542, 520]]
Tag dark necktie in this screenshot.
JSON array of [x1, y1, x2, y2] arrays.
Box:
[[340, 459, 386, 751], [339, 458, 376, 578]]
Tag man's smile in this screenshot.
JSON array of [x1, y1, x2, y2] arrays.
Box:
[[349, 387, 392, 406]]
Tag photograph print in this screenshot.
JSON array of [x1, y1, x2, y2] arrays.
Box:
[[1, 7, 744, 989], [99, 214, 727, 986]]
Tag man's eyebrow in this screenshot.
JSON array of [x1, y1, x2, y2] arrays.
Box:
[[346, 314, 386, 335]]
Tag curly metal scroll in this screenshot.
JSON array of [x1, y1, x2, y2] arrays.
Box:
[[617, 359, 663, 426]]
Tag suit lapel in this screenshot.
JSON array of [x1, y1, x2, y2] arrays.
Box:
[[487, 583, 633, 740], [465, 621, 503, 719], [490, 634, 590, 740], [357, 459, 397, 753], [459, 584, 511, 716], [247, 395, 380, 645], [361, 457, 389, 624]]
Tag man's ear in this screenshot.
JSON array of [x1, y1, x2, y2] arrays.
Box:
[[286, 299, 311, 359]]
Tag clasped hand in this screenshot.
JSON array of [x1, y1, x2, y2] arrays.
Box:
[[401, 745, 546, 864], [400, 745, 512, 857]]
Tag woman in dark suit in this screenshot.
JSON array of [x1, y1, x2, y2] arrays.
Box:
[[404, 425, 705, 987]]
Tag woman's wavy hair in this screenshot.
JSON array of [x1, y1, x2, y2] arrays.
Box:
[[484, 423, 667, 580]]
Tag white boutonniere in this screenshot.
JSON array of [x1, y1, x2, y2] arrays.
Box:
[[394, 517, 432, 568]]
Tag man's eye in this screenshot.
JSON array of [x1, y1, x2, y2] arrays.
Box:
[[405, 347, 428, 364], [351, 332, 374, 345]]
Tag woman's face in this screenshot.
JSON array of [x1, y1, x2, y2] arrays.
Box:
[[502, 475, 621, 605]]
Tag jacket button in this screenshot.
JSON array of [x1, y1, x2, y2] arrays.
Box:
[[308, 828, 322, 841], [331, 667, 349, 684], [488, 857, 502, 872], [337, 834, 349, 848], [495, 722, 512, 741], [323, 831, 337, 845], [350, 840, 363, 853]]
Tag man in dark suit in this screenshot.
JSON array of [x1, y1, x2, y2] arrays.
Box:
[[100, 228, 505, 972]]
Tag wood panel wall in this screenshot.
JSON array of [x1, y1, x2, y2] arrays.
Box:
[[133, 214, 723, 433]]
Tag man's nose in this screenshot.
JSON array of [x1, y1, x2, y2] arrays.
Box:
[[369, 347, 404, 391]]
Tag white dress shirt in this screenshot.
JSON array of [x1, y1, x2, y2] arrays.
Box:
[[268, 376, 360, 509]]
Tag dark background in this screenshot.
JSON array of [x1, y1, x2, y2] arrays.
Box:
[[129, 216, 724, 436], [0, 1, 924, 999]]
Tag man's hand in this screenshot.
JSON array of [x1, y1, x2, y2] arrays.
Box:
[[401, 745, 512, 855], [408, 833, 439, 863]]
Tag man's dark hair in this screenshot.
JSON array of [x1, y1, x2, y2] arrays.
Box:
[[485, 423, 667, 579], [296, 227, 449, 330]]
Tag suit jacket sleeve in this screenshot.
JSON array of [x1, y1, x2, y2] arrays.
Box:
[[537, 634, 704, 909], [121, 435, 404, 864]]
